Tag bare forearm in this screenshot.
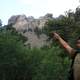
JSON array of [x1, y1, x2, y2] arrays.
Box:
[[58, 36, 73, 54], [53, 32, 75, 57], [58, 37, 69, 48]]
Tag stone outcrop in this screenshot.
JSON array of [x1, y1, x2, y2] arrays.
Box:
[[8, 13, 53, 48], [8, 13, 53, 30]]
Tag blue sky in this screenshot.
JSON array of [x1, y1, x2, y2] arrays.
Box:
[[0, 0, 79, 25]]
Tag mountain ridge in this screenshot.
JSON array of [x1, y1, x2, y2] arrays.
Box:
[[8, 13, 53, 48]]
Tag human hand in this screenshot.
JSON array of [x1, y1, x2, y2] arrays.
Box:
[[51, 32, 60, 40]]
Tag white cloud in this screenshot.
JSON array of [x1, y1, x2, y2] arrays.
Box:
[[17, 0, 32, 5], [12, 0, 80, 18], [17, 0, 79, 17], [16, 0, 49, 17], [17, 0, 46, 5], [47, 0, 79, 16]]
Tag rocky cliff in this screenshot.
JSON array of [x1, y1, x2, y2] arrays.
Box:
[[8, 13, 53, 48]]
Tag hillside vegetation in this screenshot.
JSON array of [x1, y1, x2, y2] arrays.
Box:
[[0, 7, 80, 80]]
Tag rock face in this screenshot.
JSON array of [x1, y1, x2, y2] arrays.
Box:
[[8, 13, 53, 48]]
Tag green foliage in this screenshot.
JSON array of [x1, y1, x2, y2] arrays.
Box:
[[0, 27, 28, 79], [42, 8, 80, 45], [0, 19, 2, 27], [1, 7, 80, 79], [31, 47, 70, 80], [0, 26, 71, 80]]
